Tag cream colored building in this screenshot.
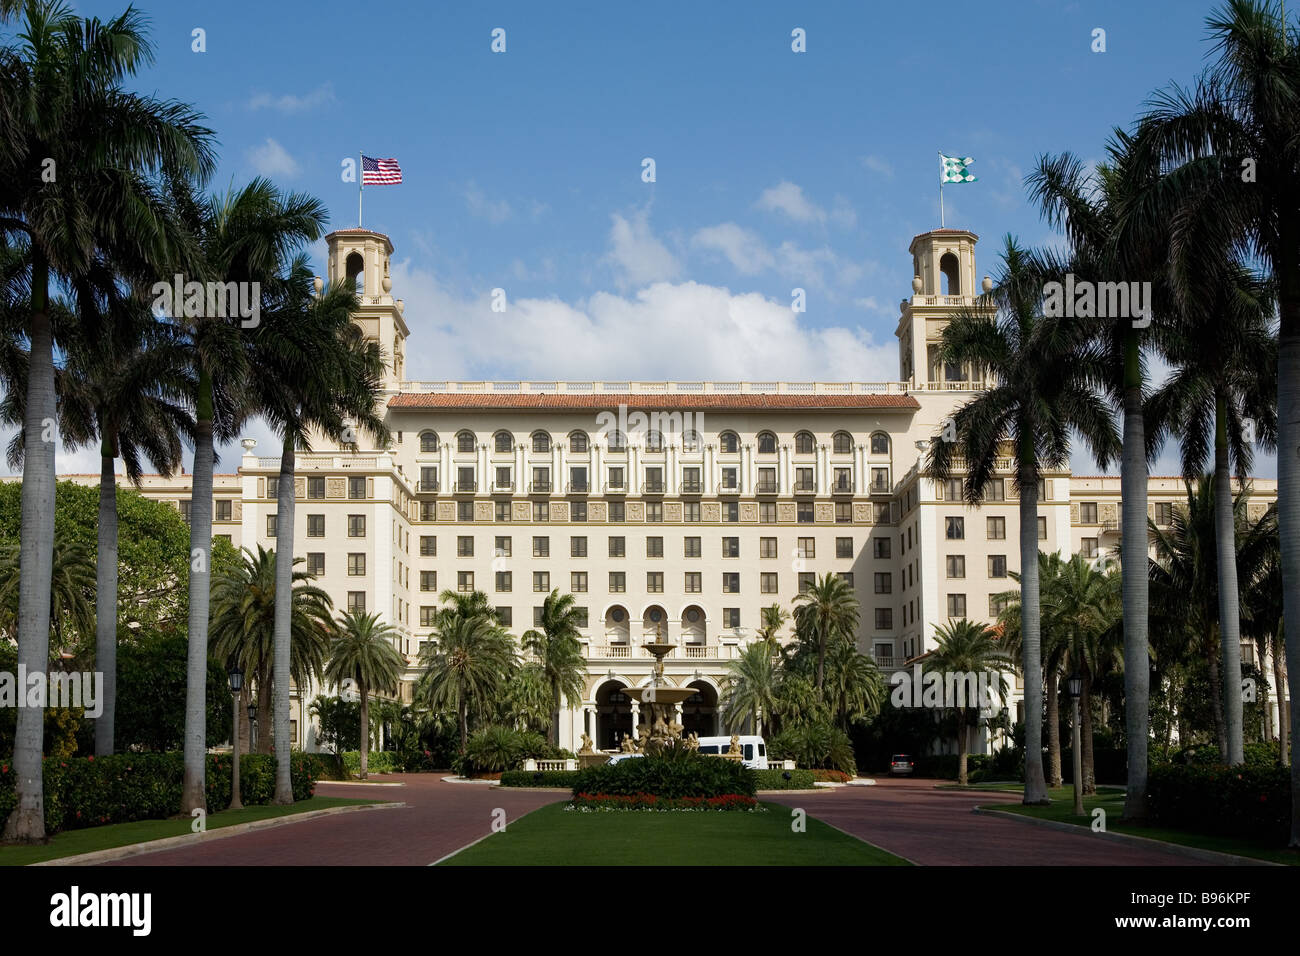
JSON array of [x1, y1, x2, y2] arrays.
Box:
[[49, 227, 1283, 753]]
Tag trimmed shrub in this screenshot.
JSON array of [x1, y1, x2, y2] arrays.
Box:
[[499, 770, 581, 788], [1147, 762, 1291, 845], [571, 753, 756, 799], [753, 768, 817, 790], [570, 792, 760, 811], [809, 769, 852, 783], [341, 750, 399, 775], [768, 722, 857, 775], [0, 751, 319, 835]]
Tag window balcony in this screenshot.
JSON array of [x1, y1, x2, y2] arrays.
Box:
[[491, 481, 515, 493], [452, 480, 477, 493], [832, 480, 855, 495], [869, 479, 891, 495], [642, 480, 665, 494], [605, 481, 626, 494], [756, 480, 778, 494], [567, 481, 589, 494], [680, 480, 703, 494], [415, 479, 439, 494], [793, 481, 817, 494], [529, 480, 553, 494]]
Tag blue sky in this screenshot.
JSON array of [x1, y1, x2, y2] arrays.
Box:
[[53, 0, 1273, 478]]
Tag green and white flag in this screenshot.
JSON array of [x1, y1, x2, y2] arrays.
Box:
[[940, 153, 977, 183]]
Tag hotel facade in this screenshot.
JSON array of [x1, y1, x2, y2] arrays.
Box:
[[54, 227, 1283, 753]]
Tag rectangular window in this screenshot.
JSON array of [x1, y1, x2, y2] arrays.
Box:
[[495, 466, 512, 490], [988, 555, 1008, 578], [722, 501, 739, 523], [722, 572, 740, 593], [457, 500, 474, 522], [797, 502, 814, 524], [533, 501, 550, 523], [305, 514, 324, 537], [873, 537, 891, 559], [987, 516, 1006, 540], [348, 476, 366, 499], [990, 594, 1011, 616], [348, 553, 366, 576], [571, 500, 588, 522], [421, 466, 438, 492], [608, 536, 626, 558], [420, 535, 437, 556], [533, 536, 550, 557], [496, 571, 512, 592], [644, 467, 663, 493], [609, 572, 626, 593], [457, 536, 474, 557], [1081, 537, 1099, 559], [797, 538, 815, 559], [496, 606, 513, 627], [1038, 516, 1048, 541], [266, 477, 279, 500], [722, 537, 739, 558], [571, 536, 587, 557], [760, 537, 778, 559], [569, 467, 588, 493], [723, 608, 740, 629], [647, 536, 664, 558], [347, 591, 366, 613], [947, 593, 967, 618], [306, 552, 325, 576], [875, 607, 893, 629], [838, 572, 854, 587], [215, 499, 232, 521], [647, 572, 664, 593], [571, 571, 588, 593], [609, 501, 625, 523], [944, 478, 963, 502], [798, 573, 815, 592], [348, 515, 366, 538], [420, 606, 437, 627], [796, 467, 815, 492], [1154, 502, 1174, 525], [684, 536, 702, 558], [683, 502, 700, 523], [495, 536, 512, 558], [607, 466, 625, 490], [759, 501, 777, 524], [573, 606, 588, 628], [946, 517, 964, 540], [533, 571, 550, 592], [307, 476, 325, 499], [760, 572, 778, 593], [531, 467, 551, 493], [721, 467, 738, 491], [874, 572, 892, 594], [420, 570, 437, 591], [266, 514, 278, 538], [681, 467, 701, 493], [835, 502, 852, 524], [684, 572, 702, 593], [984, 478, 1006, 502], [494, 500, 510, 522], [834, 467, 853, 492], [645, 501, 663, 523], [457, 571, 474, 592]]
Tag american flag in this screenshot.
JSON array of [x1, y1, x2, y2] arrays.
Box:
[[362, 155, 402, 185]]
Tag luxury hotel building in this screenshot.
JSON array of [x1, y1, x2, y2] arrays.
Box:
[[52, 227, 1283, 753]]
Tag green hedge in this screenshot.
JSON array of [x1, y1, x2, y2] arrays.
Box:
[[499, 770, 581, 789], [0, 752, 319, 835], [754, 769, 816, 790], [572, 753, 757, 798], [341, 750, 401, 775], [1147, 762, 1291, 845]]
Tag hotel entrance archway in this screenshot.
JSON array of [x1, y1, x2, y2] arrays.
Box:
[[681, 680, 719, 738], [595, 680, 633, 750]]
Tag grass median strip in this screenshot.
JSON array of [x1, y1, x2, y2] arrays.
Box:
[[439, 800, 910, 866], [981, 786, 1298, 867], [0, 796, 382, 867]]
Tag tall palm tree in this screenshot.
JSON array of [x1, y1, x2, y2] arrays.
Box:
[[925, 619, 1014, 787], [928, 237, 1119, 804], [792, 573, 859, 693], [417, 592, 517, 751], [520, 589, 586, 747], [1027, 135, 1170, 820], [722, 641, 781, 734], [253, 254, 389, 803], [174, 178, 325, 813], [323, 611, 405, 779], [1240, 510, 1285, 758], [0, 529, 94, 648], [1129, 0, 1300, 842], [1146, 261, 1277, 765], [0, 1, 213, 842], [209, 545, 333, 754], [756, 603, 790, 654], [823, 635, 885, 732]]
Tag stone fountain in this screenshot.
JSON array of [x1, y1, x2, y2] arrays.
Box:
[[621, 624, 697, 754]]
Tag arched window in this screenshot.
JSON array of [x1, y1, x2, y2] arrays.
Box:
[[456, 430, 476, 454], [645, 430, 663, 452], [608, 430, 626, 452], [345, 251, 365, 295], [940, 252, 960, 295], [419, 431, 439, 454], [870, 432, 890, 455], [494, 431, 514, 453], [719, 431, 739, 454], [531, 431, 551, 453], [682, 430, 700, 452], [757, 431, 777, 454], [832, 431, 854, 454], [569, 431, 589, 453], [795, 431, 816, 455]]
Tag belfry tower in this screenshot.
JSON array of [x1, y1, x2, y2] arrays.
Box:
[[324, 228, 409, 391]]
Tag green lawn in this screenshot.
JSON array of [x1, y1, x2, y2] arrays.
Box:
[[985, 786, 1299, 866], [0, 796, 380, 867], [440, 801, 910, 866]]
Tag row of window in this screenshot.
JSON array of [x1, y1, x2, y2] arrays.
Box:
[[419, 464, 888, 495], [414, 499, 890, 524], [416, 430, 893, 456], [943, 515, 1048, 540], [427, 534, 869, 560], [264, 476, 368, 500], [415, 605, 748, 632]]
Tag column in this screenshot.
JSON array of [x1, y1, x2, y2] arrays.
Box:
[[441, 442, 451, 492], [668, 444, 677, 494], [818, 444, 828, 495], [781, 444, 790, 493], [855, 444, 864, 494], [629, 445, 639, 494], [593, 444, 602, 492], [630, 702, 641, 739], [479, 443, 488, 493], [517, 443, 525, 493], [557, 440, 566, 493]]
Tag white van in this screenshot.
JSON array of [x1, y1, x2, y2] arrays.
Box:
[[695, 736, 768, 770]]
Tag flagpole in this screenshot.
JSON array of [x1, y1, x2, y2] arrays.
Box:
[[938, 150, 945, 228], [358, 150, 364, 228]]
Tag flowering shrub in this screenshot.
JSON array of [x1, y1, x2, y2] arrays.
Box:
[[571, 752, 757, 798], [568, 791, 761, 812]]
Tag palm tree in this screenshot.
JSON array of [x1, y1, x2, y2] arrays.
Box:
[[756, 603, 790, 656], [323, 611, 405, 779], [1027, 134, 1172, 820], [520, 590, 586, 747], [823, 635, 885, 732], [417, 592, 517, 751], [722, 642, 781, 734], [1146, 261, 1276, 766], [927, 237, 1119, 804], [1240, 510, 1285, 757], [925, 620, 1014, 787], [209, 545, 333, 754], [792, 573, 859, 693], [1130, 0, 1300, 843], [0, 530, 94, 648], [0, 0, 213, 843], [254, 254, 390, 804]]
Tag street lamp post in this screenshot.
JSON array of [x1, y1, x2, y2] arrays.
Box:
[[248, 701, 259, 757], [227, 665, 244, 811], [1067, 673, 1084, 816]]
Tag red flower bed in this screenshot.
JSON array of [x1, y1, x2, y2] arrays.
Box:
[[569, 791, 760, 812]]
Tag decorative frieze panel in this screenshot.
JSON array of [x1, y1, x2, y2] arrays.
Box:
[[778, 502, 797, 523], [702, 502, 721, 522], [814, 503, 834, 523], [552, 501, 569, 522], [853, 502, 873, 523], [590, 501, 607, 522], [436, 501, 456, 522], [740, 502, 758, 522], [327, 477, 346, 498], [474, 501, 493, 522], [512, 501, 530, 521], [627, 502, 644, 522], [664, 502, 682, 522]]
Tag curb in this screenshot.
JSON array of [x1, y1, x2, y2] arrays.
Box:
[[318, 780, 407, 787], [31, 801, 405, 867], [972, 806, 1282, 867]]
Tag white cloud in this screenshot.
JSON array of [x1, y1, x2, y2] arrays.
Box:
[[755, 180, 825, 224], [247, 83, 336, 113], [604, 209, 680, 288], [465, 182, 512, 224], [860, 154, 895, 178], [246, 138, 299, 178], [830, 194, 858, 229], [691, 223, 774, 275]]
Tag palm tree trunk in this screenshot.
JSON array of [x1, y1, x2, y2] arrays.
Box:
[[1120, 332, 1150, 822], [1081, 667, 1096, 795], [1273, 629, 1288, 764], [1018, 445, 1049, 805], [181, 366, 215, 814], [359, 681, 369, 779], [272, 432, 296, 804], [2, 251, 55, 844], [1213, 395, 1245, 765], [1207, 633, 1228, 759], [94, 438, 118, 757], [956, 713, 969, 786], [1046, 656, 1063, 787], [256, 675, 272, 754]]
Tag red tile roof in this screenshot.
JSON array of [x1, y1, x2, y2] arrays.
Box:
[[388, 392, 919, 411]]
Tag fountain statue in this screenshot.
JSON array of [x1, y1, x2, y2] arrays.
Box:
[[621, 621, 698, 755]]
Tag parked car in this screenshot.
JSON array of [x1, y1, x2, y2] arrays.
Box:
[[695, 735, 768, 770], [889, 754, 915, 776]]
